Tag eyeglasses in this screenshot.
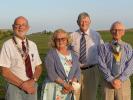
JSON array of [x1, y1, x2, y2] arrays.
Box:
[[55, 37, 67, 42], [111, 29, 124, 33], [13, 24, 28, 28]]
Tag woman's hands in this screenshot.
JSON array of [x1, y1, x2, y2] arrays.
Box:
[[61, 82, 74, 94], [55, 77, 76, 94]]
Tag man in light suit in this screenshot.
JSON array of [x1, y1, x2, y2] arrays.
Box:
[[71, 12, 103, 100]]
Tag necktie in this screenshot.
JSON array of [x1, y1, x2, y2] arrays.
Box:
[[22, 41, 33, 79], [112, 52, 122, 77], [79, 33, 86, 64]]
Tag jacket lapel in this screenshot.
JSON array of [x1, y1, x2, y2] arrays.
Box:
[[53, 49, 67, 79], [68, 51, 75, 79]]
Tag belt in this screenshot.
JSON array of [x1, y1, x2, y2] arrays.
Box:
[[80, 64, 97, 70]]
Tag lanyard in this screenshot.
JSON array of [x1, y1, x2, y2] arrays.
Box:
[[12, 36, 29, 61]]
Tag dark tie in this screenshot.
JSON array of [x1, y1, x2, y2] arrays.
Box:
[[22, 41, 33, 79], [79, 33, 86, 64]]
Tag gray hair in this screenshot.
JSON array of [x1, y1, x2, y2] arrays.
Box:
[[77, 12, 90, 25], [110, 21, 125, 31], [13, 16, 29, 26]]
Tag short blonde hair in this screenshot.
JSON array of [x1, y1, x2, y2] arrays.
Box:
[[50, 29, 72, 48]]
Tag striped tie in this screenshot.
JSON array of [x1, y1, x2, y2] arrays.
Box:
[[79, 33, 86, 64]]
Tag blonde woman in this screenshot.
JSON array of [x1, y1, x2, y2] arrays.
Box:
[[41, 29, 80, 100]]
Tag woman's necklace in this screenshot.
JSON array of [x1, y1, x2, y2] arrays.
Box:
[[64, 56, 72, 66], [57, 49, 72, 66]]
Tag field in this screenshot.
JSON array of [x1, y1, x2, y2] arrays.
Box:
[[0, 31, 133, 100]]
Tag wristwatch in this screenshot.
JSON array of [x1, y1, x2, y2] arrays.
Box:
[[33, 77, 37, 82]]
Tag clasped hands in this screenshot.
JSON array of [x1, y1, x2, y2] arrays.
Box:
[[19, 79, 36, 94], [111, 79, 122, 89], [61, 82, 74, 94]]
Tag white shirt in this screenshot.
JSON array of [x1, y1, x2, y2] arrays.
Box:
[[71, 29, 103, 66], [0, 37, 42, 81]]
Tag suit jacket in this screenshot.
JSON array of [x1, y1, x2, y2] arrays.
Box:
[[44, 48, 80, 82]]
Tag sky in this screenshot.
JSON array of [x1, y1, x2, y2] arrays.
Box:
[[0, 0, 133, 33]]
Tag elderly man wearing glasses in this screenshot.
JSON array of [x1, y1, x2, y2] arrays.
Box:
[[0, 16, 42, 100], [98, 21, 133, 100]]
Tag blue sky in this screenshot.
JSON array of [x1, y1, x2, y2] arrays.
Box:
[[0, 0, 133, 33]]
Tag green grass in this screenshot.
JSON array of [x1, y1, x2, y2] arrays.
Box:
[[0, 32, 133, 99]]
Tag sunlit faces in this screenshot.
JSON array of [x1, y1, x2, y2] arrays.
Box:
[[55, 32, 68, 49], [12, 17, 29, 40], [110, 23, 125, 41], [78, 17, 91, 32]]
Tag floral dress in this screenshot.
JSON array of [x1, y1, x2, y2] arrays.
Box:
[[42, 51, 74, 100]]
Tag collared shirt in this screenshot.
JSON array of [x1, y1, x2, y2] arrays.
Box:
[[0, 36, 42, 81], [98, 41, 133, 82], [70, 29, 103, 66]]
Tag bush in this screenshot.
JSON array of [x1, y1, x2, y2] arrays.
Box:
[[0, 30, 13, 39]]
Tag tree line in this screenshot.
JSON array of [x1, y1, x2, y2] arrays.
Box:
[[0, 30, 13, 39]]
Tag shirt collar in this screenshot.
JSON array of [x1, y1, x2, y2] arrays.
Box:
[[79, 28, 90, 36], [15, 36, 26, 46], [118, 40, 123, 45], [112, 39, 123, 45]]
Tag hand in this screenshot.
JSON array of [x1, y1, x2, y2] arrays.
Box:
[[80, 64, 88, 68], [20, 79, 36, 94], [63, 83, 74, 92], [111, 79, 122, 89], [114, 79, 122, 89], [25, 86, 36, 94], [61, 88, 69, 94]]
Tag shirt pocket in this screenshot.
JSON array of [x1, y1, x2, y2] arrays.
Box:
[[29, 51, 36, 67], [11, 57, 19, 67]]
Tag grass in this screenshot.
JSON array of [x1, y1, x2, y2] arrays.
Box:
[[0, 31, 133, 100]]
